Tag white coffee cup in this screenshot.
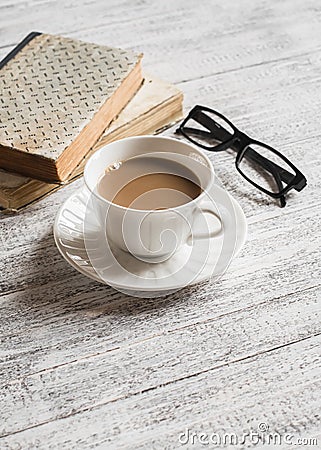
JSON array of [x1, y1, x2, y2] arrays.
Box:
[[84, 136, 229, 263]]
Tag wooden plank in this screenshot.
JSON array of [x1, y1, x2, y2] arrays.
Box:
[[1, 0, 321, 84], [0, 203, 320, 387], [1, 333, 320, 446]]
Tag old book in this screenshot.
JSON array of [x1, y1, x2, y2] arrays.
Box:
[[0, 32, 143, 182], [0, 75, 183, 211]]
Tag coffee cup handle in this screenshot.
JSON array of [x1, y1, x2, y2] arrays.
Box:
[[188, 205, 224, 242]]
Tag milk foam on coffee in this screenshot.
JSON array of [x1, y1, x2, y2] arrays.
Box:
[[97, 155, 202, 210]]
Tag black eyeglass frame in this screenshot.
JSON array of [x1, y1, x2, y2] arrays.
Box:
[[176, 105, 307, 207]]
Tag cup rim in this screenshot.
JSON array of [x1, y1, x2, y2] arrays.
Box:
[[84, 135, 214, 213]]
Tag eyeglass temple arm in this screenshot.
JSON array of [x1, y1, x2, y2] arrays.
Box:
[[274, 173, 287, 207], [256, 157, 286, 207], [243, 147, 294, 185], [189, 110, 233, 142]]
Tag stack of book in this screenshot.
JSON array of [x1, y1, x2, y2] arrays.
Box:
[[0, 32, 183, 211]]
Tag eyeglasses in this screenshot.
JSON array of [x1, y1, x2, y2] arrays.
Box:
[[176, 105, 307, 207]]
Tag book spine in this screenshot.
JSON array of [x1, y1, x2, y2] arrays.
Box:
[[0, 32, 42, 69]]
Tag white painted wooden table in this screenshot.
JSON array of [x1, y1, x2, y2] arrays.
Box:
[[1, 1, 321, 448]]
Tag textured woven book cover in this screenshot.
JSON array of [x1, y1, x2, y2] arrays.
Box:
[[0, 32, 143, 182]]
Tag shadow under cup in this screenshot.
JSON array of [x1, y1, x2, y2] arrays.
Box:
[[83, 136, 214, 263]]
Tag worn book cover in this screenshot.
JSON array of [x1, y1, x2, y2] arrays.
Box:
[[0, 75, 183, 211], [0, 32, 143, 182]]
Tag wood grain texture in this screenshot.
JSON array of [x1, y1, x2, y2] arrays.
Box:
[[1, 285, 320, 436], [1, 0, 321, 448]]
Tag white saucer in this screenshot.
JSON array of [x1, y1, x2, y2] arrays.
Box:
[[54, 183, 247, 297]]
